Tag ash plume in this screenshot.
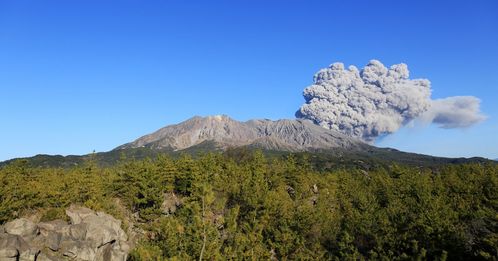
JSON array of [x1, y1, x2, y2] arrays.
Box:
[[424, 96, 487, 128], [296, 60, 485, 142]]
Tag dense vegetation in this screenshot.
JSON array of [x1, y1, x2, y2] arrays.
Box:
[[0, 152, 496, 260]]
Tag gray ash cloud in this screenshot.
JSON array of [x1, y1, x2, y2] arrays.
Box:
[[296, 60, 486, 142]]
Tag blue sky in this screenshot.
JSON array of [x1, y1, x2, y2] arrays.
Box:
[[1, 0, 497, 161]]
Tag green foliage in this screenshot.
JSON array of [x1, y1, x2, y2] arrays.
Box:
[[0, 152, 497, 260]]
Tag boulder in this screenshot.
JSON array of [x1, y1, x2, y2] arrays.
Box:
[[85, 223, 117, 249], [66, 206, 95, 225], [0, 234, 28, 253], [44, 231, 61, 251], [37, 220, 67, 236], [0, 233, 36, 261], [4, 218, 38, 238], [95, 212, 127, 242]]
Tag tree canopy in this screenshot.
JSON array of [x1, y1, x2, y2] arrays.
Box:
[[0, 152, 496, 260]]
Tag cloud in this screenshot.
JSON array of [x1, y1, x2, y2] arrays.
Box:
[[296, 60, 485, 142], [423, 96, 486, 128]]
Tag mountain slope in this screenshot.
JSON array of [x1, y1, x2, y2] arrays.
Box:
[[0, 115, 492, 169], [116, 115, 367, 152]]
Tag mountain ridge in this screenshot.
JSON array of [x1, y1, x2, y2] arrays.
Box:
[[0, 115, 493, 168], [116, 115, 368, 152]]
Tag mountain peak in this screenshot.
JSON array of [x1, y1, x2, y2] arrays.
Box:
[[116, 115, 366, 152], [209, 114, 229, 121]]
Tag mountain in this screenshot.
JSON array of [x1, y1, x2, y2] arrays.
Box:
[[116, 115, 367, 152], [0, 115, 492, 168], [113, 115, 490, 168]]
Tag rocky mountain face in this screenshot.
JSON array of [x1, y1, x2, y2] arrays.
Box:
[[0, 206, 129, 261], [116, 115, 368, 152]]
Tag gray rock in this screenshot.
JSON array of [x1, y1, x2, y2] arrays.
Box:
[[37, 220, 67, 235], [4, 218, 38, 238], [0, 248, 18, 260], [85, 223, 116, 249], [18, 247, 39, 261], [161, 192, 182, 215], [60, 240, 95, 260], [0, 206, 130, 261], [93, 212, 127, 242], [0, 234, 27, 252], [108, 248, 127, 261], [0, 233, 31, 261], [95, 242, 113, 261], [35, 252, 59, 261], [44, 231, 61, 251], [69, 223, 87, 241], [95, 242, 127, 261], [66, 206, 95, 225]]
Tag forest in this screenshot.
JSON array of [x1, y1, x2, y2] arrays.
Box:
[[0, 151, 496, 260]]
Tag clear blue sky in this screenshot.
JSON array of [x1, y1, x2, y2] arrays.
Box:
[[1, 0, 497, 161]]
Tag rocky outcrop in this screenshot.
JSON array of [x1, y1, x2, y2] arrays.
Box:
[[0, 206, 129, 261]]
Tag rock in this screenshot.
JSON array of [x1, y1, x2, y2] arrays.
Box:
[[82, 213, 126, 249], [94, 212, 127, 242], [66, 206, 95, 225], [95, 242, 113, 260], [0, 233, 30, 260], [69, 223, 87, 241], [161, 192, 182, 215], [0, 248, 18, 260], [85, 223, 117, 249], [37, 220, 67, 236], [109, 248, 127, 261], [312, 184, 319, 194], [18, 248, 39, 261], [95, 242, 127, 261], [0, 206, 130, 261], [0, 233, 40, 261], [0, 234, 28, 253], [36, 252, 59, 261], [60, 240, 95, 261], [44, 231, 61, 251], [4, 218, 38, 238]]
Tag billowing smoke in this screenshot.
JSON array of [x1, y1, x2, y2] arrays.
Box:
[[296, 60, 486, 142], [423, 96, 487, 128]]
